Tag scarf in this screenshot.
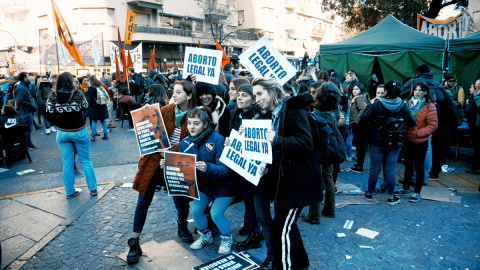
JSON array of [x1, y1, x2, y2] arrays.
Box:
[[188, 127, 213, 142], [272, 99, 287, 133], [175, 106, 189, 127], [409, 97, 425, 116]]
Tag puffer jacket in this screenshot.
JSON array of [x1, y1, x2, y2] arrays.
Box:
[[405, 100, 438, 144], [178, 131, 232, 198]]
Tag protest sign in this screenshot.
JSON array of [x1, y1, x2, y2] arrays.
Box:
[[164, 151, 199, 200], [109, 42, 142, 72], [131, 104, 171, 156], [193, 253, 256, 270], [182, 47, 223, 84], [241, 119, 272, 164], [418, 10, 476, 39], [220, 130, 266, 186], [238, 36, 297, 85]]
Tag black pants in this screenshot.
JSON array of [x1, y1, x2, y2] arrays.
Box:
[[239, 182, 260, 233], [471, 127, 480, 169], [273, 206, 308, 270], [403, 140, 428, 194], [351, 123, 367, 167], [431, 143, 450, 175]]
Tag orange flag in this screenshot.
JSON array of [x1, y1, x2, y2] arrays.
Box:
[[114, 49, 121, 82], [51, 0, 85, 67], [125, 10, 136, 45], [215, 38, 230, 68], [117, 27, 127, 82], [198, 40, 201, 48], [127, 50, 134, 68], [148, 49, 154, 70]]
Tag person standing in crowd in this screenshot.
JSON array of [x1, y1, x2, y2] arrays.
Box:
[[227, 77, 250, 113], [362, 80, 416, 205], [45, 72, 98, 198], [216, 72, 229, 104], [87, 76, 109, 141], [36, 76, 56, 135], [30, 76, 43, 130], [371, 84, 385, 104], [348, 81, 370, 173], [141, 84, 169, 107], [343, 70, 357, 89], [79, 76, 89, 93], [252, 78, 321, 270], [223, 64, 234, 86], [129, 67, 144, 103], [127, 80, 196, 265], [396, 81, 438, 202], [301, 51, 309, 70], [465, 79, 480, 175], [444, 73, 465, 107], [15, 72, 38, 149], [196, 82, 230, 137], [118, 88, 139, 129]]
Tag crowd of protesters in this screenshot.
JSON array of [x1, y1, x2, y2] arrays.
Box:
[[1, 59, 479, 270]]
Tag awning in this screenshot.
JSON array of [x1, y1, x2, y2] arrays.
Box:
[[163, 13, 205, 21], [138, 1, 163, 11]]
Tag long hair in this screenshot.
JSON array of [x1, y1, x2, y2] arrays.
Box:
[[317, 70, 330, 82], [56, 72, 75, 91], [147, 84, 169, 107], [89, 76, 102, 88], [348, 81, 369, 100], [408, 81, 432, 106], [384, 80, 401, 99], [252, 78, 285, 111], [174, 80, 197, 109], [230, 77, 249, 91]]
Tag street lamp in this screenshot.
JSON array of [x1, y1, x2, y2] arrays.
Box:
[[178, 44, 183, 68]]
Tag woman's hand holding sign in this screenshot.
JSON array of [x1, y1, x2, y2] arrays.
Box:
[[196, 161, 208, 172], [266, 127, 276, 144], [159, 159, 166, 169]]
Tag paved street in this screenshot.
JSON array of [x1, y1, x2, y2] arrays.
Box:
[[1, 124, 479, 270]]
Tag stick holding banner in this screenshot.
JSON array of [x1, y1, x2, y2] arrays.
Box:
[[164, 151, 199, 200], [182, 47, 223, 85]]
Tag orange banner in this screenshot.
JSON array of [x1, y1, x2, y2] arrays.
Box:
[[52, 0, 85, 67], [117, 27, 127, 82], [125, 10, 136, 45], [215, 38, 230, 68], [114, 48, 121, 82], [127, 50, 134, 69]]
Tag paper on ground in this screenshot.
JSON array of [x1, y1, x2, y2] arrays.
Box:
[[337, 233, 346, 238], [121, 183, 133, 187], [346, 255, 352, 259], [358, 245, 374, 249], [343, 220, 354, 229], [17, 169, 35, 175], [356, 228, 379, 239]]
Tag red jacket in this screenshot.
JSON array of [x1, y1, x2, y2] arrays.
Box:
[[132, 103, 189, 195], [405, 100, 438, 144]]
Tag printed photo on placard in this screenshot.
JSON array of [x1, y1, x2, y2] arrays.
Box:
[[241, 119, 273, 164], [131, 104, 171, 156], [182, 46, 223, 85], [164, 151, 199, 200]]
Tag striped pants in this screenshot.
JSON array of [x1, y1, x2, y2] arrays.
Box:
[[273, 206, 309, 270]]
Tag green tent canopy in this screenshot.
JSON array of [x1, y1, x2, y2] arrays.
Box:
[[449, 31, 480, 52], [448, 31, 480, 96]]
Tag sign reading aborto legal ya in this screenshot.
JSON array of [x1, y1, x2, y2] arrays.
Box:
[[239, 36, 297, 86], [182, 47, 223, 85]]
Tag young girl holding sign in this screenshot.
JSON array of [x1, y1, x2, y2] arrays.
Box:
[[162, 107, 234, 254], [127, 80, 196, 265]]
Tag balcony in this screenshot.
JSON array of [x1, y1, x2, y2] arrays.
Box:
[[126, 0, 164, 6], [2, 1, 29, 14], [311, 28, 326, 39], [134, 26, 193, 37]]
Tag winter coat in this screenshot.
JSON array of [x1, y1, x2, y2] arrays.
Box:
[[215, 84, 229, 105], [259, 94, 322, 210], [46, 90, 89, 131], [87, 86, 109, 121], [350, 94, 369, 125], [465, 95, 480, 129], [207, 96, 231, 137], [133, 103, 189, 196], [361, 97, 416, 147], [16, 81, 36, 114], [36, 82, 52, 106], [446, 83, 465, 107], [401, 73, 446, 101], [178, 132, 232, 198], [405, 100, 438, 144]]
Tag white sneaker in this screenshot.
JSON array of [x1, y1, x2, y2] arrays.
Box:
[[50, 126, 57, 133], [218, 234, 233, 254], [190, 230, 212, 250], [45, 128, 51, 135]]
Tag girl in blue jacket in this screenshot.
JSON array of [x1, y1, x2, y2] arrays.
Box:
[[161, 106, 233, 254]]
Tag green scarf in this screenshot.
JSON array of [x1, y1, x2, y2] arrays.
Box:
[[188, 127, 214, 142], [175, 106, 189, 127]]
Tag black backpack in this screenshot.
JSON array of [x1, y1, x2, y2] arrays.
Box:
[[308, 112, 347, 164], [377, 103, 406, 148], [451, 100, 465, 126]]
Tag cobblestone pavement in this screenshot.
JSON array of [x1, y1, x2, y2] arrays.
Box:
[[17, 168, 480, 270]]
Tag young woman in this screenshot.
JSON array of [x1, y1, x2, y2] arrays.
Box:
[[87, 76, 109, 141], [127, 80, 196, 265], [165, 107, 233, 254], [141, 84, 169, 107], [348, 81, 370, 173], [196, 82, 230, 137], [227, 77, 250, 113], [396, 81, 438, 202], [45, 72, 98, 198], [251, 78, 321, 270], [361, 80, 416, 205]]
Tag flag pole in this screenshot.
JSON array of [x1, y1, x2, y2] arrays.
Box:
[[51, 0, 61, 76]]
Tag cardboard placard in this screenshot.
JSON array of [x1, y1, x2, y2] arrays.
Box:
[[131, 104, 171, 156], [193, 253, 256, 270], [220, 130, 266, 186], [182, 47, 223, 84], [241, 119, 272, 164], [238, 36, 297, 85], [164, 151, 199, 200]]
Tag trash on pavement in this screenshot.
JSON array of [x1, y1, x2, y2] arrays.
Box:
[[344, 220, 354, 229], [346, 255, 352, 259], [342, 189, 362, 195], [337, 233, 346, 238], [355, 228, 379, 239], [17, 169, 35, 175], [39, 171, 44, 174], [121, 183, 133, 187], [358, 245, 374, 249]]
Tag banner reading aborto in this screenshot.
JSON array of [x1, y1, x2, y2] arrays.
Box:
[[220, 130, 267, 186], [182, 47, 223, 84], [239, 36, 297, 86], [241, 120, 273, 164], [131, 104, 171, 156], [417, 10, 476, 39], [164, 151, 199, 200]]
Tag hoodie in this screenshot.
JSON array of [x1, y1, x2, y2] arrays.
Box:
[[46, 89, 89, 131]]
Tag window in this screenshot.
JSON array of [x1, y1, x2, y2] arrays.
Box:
[[195, 21, 203, 32], [76, 8, 114, 25]]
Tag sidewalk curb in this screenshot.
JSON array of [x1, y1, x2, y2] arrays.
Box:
[[6, 183, 116, 270]]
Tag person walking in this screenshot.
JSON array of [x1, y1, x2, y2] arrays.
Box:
[[87, 76, 109, 141], [15, 72, 38, 149], [45, 72, 98, 198], [465, 79, 480, 175], [37, 76, 57, 135]]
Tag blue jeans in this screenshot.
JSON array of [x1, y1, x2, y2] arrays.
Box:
[[91, 120, 107, 135], [191, 191, 234, 235], [346, 126, 353, 156], [20, 113, 33, 145], [56, 127, 97, 196], [367, 145, 401, 196]]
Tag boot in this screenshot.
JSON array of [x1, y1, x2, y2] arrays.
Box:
[[102, 133, 108, 140], [235, 232, 264, 251], [127, 237, 142, 264], [238, 215, 249, 236], [91, 135, 95, 142], [177, 220, 193, 243]]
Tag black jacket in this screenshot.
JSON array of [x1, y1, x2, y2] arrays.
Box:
[[16, 81, 35, 114], [259, 94, 322, 209]]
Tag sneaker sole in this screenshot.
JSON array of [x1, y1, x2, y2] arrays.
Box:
[[409, 199, 419, 203], [387, 199, 400, 206], [126, 256, 140, 264]]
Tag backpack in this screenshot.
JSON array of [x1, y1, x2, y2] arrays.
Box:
[[96, 87, 109, 105], [308, 112, 347, 164], [377, 103, 406, 148], [451, 100, 464, 126]]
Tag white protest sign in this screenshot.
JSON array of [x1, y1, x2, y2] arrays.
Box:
[[182, 47, 223, 84], [242, 119, 272, 164], [220, 130, 266, 186], [239, 36, 297, 85], [109, 42, 143, 72]]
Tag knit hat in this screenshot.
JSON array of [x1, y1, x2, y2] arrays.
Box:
[[196, 82, 217, 98], [416, 64, 431, 74], [445, 73, 457, 81]]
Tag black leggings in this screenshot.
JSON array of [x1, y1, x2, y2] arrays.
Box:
[[351, 123, 367, 167], [403, 140, 428, 194]]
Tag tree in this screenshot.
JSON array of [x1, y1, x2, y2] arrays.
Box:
[[322, 0, 468, 32], [195, 0, 238, 45]]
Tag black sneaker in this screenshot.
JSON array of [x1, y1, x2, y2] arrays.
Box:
[[177, 220, 193, 243], [350, 164, 363, 173], [300, 213, 320, 224], [394, 189, 409, 195], [260, 256, 274, 270], [365, 193, 373, 201], [127, 238, 142, 264], [387, 195, 401, 206], [66, 188, 82, 199], [90, 190, 98, 196], [409, 193, 421, 203]]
